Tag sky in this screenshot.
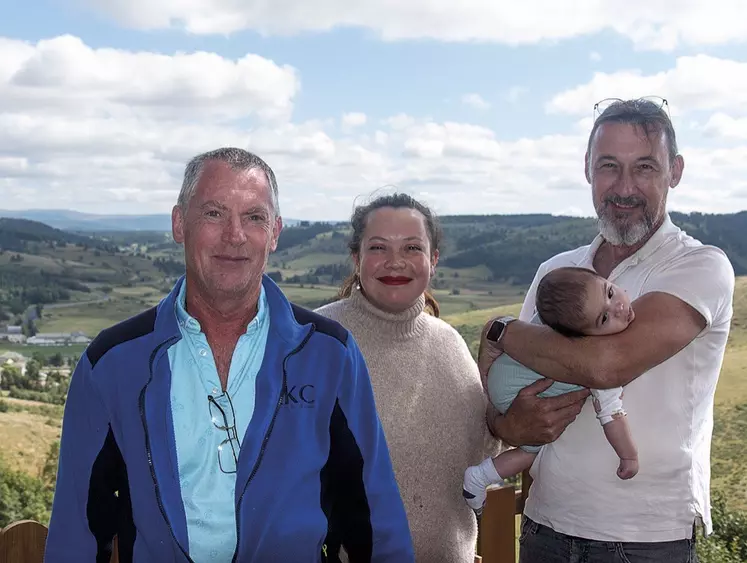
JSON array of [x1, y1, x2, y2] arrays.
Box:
[[2, 1, 747, 221]]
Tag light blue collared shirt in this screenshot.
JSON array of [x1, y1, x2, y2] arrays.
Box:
[[168, 281, 270, 562]]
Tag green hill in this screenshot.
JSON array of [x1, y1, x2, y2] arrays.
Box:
[[2, 210, 747, 336], [267, 211, 747, 289], [0, 219, 175, 324], [0, 217, 102, 252]]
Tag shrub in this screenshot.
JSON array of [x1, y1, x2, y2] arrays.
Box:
[[0, 457, 54, 528], [8, 387, 66, 405], [696, 491, 747, 562]]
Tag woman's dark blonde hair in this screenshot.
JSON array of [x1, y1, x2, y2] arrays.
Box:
[[338, 192, 442, 317]]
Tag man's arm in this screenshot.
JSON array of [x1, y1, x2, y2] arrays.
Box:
[[326, 334, 414, 563], [484, 247, 735, 389], [45, 354, 120, 562]]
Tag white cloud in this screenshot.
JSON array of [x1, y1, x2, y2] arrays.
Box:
[[384, 113, 417, 131], [374, 131, 389, 146], [589, 51, 602, 62], [0, 35, 299, 123], [0, 35, 363, 215], [87, 0, 747, 51], [342, 112, 367, 127], [382, 118, 594, 215], [545, 55, 747, 117], [0, 157, 29, 175], [362, 114, 747, 217], [461, 93, 491, 110], [2, 35, 747, 220], [702, 113, 747, 140]]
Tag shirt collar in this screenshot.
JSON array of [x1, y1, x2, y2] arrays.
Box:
[[174, 281, 269, 335]]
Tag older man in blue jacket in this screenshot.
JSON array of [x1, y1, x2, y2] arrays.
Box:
[[45, 147, 414, 563]]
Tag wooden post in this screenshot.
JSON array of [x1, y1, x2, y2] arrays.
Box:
[[0, 521, 119, 563], [478, 484, 517, 563], [476, 469, 533, 563], [0, 520, 48, 563]]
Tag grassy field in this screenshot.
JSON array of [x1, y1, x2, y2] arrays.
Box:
[[0, 396, 62, 476], [0, 343, 88, 357], [444, 303, 523, 356], [0, 252, 65, 272], [36, 297, 160, 336], [708, 277, 747, 509], [110, 285, 165, 299], [284, 253, 348, 270], [27, 280, 525, 325], [279, 283, 340, 304]]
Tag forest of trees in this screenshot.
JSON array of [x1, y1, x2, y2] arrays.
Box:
[[270, 211, 747, 287]]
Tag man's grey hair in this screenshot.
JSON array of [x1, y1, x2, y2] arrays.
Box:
[[177, 147, 280, 216], [586, 98, 679, 169]]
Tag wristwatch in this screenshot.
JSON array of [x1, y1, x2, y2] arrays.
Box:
[[485, 316, 516, 348]]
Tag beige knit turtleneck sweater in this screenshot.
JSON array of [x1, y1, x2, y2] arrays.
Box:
[[316, 288, 501, 563]]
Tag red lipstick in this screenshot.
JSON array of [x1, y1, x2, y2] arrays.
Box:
[[377, 276, 412, 286]]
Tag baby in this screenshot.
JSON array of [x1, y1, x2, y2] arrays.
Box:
[[462, 266, 639, 514]]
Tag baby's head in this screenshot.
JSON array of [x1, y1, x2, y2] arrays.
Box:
[[536, 267, 635, 337]]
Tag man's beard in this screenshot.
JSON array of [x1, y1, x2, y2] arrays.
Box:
[[596, 195, 659, 247]]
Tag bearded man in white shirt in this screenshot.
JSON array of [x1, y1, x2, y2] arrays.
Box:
[[479, 97, 735, 563]]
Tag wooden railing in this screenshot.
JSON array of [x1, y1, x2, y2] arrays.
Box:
[[476, 469, 532, 563], [0, 471, 530, 563], [0, 522, 119, 563], [0, 521, 47, 563]]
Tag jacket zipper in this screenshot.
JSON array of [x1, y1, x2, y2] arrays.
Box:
[[230, 324, 317, 563], [140, 336, 195, 563]]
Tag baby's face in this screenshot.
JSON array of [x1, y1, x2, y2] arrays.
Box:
[[582, 277, 634, 335]]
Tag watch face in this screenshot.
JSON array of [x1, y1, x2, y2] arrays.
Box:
[[486, 320, 504, 342]]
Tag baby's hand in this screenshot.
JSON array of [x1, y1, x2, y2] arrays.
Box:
[[617, 458, 639, 480]]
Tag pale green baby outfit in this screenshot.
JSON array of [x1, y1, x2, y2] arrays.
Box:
[[487, 313, 624, 453]]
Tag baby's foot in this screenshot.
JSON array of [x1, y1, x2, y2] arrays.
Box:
[[617, 458, 639, 480], [462, 458, 503, 514], [462, 466, 488, 514]]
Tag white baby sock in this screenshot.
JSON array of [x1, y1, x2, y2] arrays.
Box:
[[462, 458, 504, 514]]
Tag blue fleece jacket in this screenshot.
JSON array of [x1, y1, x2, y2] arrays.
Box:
[[45, 275, 414, 563]]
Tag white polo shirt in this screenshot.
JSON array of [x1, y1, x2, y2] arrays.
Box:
[[519, 214, 734, 542]]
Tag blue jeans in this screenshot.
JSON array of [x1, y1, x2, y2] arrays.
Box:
[[518, 517, 698, 563]]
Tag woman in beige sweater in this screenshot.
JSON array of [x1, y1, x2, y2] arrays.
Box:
[[316, 193, 500, 563]]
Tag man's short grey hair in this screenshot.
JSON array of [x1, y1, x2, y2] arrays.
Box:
[[177, 147, 280, 216], [586, 98, 679, 169]]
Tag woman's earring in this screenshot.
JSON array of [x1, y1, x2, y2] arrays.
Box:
[[355, 273, 361, 290]]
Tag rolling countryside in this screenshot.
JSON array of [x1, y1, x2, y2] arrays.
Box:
[[1, 211, 747, 550]]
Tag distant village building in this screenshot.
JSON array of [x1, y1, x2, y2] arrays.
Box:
[[26, 331, 91, 346], [6, 334, 27, 344], [0, 325, 26, 343], [0, 351, 28, 375]]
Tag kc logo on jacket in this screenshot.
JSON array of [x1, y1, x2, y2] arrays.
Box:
[[282, 384, 315, 408]]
